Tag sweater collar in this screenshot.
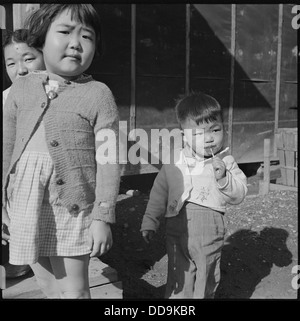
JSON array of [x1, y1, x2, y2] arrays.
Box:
[[32, 70, 93, 87]]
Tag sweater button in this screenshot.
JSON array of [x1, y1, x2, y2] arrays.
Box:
[[48, 90, 57, 100], [41, 102, 46, 108], [72, 204, 79, 212], [50, 140, 59, 147], [56, 179, 64, 185]]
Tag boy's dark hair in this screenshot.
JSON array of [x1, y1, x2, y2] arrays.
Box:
[[2, 29, 31, 49], [175, 91, 223, 125], [24, 4, 103, 58]]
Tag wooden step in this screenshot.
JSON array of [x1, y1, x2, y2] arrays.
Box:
[[2, 257, 122, 299]]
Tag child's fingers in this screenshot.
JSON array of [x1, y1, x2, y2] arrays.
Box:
[[90, 240, 111, 257], [88, 234, 99, 257], [2, 224, 10, 245], [90, 242, 101, 257], [142, 230, 155, 244], [212, 157, 226, 179], [212, 158, 225, 170], [142, 235, 149, 244], [2, 224, 10, 242], [142, 231, 150, 243], [98, 243, 106, 256], [102, 240, 112, 255], [2, 209, 10, 227], [2, 231, 10, 241]]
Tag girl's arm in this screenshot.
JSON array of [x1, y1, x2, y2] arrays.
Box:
[[88, 84, 120, 256], [92, 84, 120, 224]]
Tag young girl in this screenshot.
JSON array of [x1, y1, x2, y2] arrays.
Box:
[[141, 92, 247, 299], [2, 4, 120, 299], [2, 29, 46, 278]]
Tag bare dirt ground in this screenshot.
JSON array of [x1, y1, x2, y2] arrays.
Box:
[[101, 167, 298, 299]]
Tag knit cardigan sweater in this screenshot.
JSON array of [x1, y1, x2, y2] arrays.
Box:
[[3, 71, 120, 223]]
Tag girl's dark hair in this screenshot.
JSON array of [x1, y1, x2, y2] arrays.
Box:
[[2, 29, 41, 85], [175, 91, 223, 125], [24, 4, 103, 58], [2, 29, 31, 49]]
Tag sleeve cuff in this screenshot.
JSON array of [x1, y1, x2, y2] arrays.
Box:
[[140, 215, 159, 232], [91, 203, 116, 223]]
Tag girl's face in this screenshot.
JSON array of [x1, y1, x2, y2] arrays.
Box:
[[4, 42, 45, 83], [181, 116, 224, 158], [42, 9, 96, 80]]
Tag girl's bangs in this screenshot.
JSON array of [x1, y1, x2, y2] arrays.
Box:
[[68, 5, 97, 30]]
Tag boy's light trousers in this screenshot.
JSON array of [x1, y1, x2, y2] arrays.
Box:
[[165, 202, 226, 299]]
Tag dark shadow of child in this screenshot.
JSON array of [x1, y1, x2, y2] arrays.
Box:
[[215, 227, 293, 298]]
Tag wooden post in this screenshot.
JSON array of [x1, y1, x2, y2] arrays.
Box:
[[228, 4, 236, 155], [0, 5, 6, 29], [129, 4, 136, 142], [2, 3, 13, 30], [12, 4, 40, 30], [274, 4, 283, 157], [285, 130, 295, 186], [261, 138, 271, 195], [185, 4, 190, 95]]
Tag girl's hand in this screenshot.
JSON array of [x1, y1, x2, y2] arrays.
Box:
[[2, 207, 10, 245], [88, 220, 113, 257], [212, 156, 226, 181], [142, 230, 155, 244]]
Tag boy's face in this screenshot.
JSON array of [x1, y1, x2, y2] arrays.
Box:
[[42, 9, 96, 80], [4, 42, 45, 83], [181, 116, 224, 158]]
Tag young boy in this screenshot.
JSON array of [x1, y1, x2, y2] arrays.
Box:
[[141, 92, 247, 299]]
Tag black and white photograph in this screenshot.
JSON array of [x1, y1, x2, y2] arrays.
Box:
[[1, 3, 298, 303]]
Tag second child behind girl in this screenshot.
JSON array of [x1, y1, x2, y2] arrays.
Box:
[[2, 29, 45, 104], [2, 28, 46, 278], [2, 4, 120, 299]]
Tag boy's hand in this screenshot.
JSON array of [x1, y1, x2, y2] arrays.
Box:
[[88, 220, 113, 257], [142, 230, 154, 244], [212, 156, 226, 181], [2, 207, 10, 245]]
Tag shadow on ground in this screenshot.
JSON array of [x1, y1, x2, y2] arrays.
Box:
[[101, 171, 293, 299], [215, 227, 293, 299], [101, 194, 167, 299]]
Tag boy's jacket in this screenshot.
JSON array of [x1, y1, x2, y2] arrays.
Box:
[[141, 146, 248, 232]]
